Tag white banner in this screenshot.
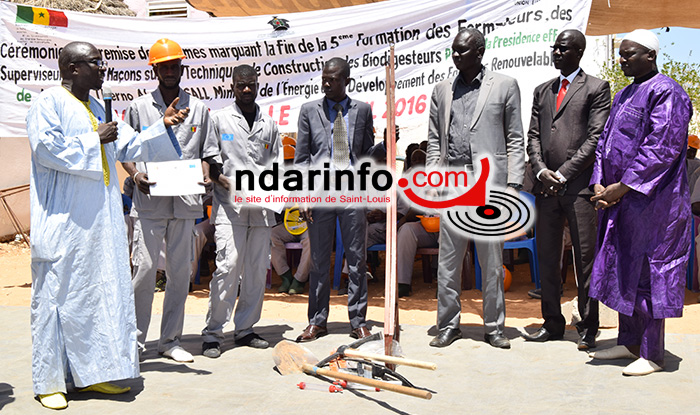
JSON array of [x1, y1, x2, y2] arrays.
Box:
[[0, 0, 591, 139]]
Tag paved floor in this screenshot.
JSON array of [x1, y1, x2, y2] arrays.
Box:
[[1, 305, 699, 414]]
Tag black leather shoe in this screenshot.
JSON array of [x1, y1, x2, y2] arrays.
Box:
[[235, 333, 269, 349], [527, 287, 563, 299], [202, 342, 221, 358], [577, 336, 597, 350], [522, 327, 563, 342], [429, 328, 462, 348], [527, 288, 542, 299], [398, 283, 411, 298], [484, 333, 511, 349]]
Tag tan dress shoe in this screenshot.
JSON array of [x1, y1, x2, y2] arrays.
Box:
[[296, 325, 328, 342], [350, 326, 371, 339]]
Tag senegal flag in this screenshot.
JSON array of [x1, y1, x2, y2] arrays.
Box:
[[16, 5, 68, 27]]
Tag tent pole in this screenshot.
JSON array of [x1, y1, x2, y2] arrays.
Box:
[[0, 185, 30, 247]]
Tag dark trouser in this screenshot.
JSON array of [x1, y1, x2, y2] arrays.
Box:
[[437, 217, 505, 335], [307, 206, 368, 329], [535, 194, 599, 337]]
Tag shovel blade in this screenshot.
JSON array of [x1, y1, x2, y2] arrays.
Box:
[[273, 340, 320, 375]]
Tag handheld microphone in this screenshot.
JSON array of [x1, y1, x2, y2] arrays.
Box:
[[103, 85, 113, 123]]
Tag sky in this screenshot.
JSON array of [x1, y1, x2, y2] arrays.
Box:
[[657, 27, 699, 65]]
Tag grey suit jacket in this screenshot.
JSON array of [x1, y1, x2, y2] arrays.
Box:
[[527, 70, 610, 196], [294, 96, 381, 168], [426, 69, 525, 188]]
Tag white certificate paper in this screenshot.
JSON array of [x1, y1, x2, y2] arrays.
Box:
[[147, 159, 205, 196]]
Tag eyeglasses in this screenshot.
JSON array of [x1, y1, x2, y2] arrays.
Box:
[[73, 59, 107, 68], [550, 45, 571, 53], [452, 49, 469, 57]]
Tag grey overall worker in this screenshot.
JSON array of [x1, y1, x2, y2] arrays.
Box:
[[122, 38, 219, 363], [201, 64, 284, 358]]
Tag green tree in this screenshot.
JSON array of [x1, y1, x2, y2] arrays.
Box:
[[599, 53, 700, 135]]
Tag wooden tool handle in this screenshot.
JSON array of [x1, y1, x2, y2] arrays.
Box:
[[343, 349, 437, 371], [301, 364, 432, 400]]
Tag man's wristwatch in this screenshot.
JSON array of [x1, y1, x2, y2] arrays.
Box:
[[507, 183, 523, 190]]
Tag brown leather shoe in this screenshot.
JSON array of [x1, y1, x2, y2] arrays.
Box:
[[296, 325, 328, 342], [350, 326, 371, 339]]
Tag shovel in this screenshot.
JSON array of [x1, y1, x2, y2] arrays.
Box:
[[273, 340, 432, 400]]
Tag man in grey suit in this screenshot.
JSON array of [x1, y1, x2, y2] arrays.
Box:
[[524, 29, 610, 349], [293, 57, 385, 342], [427, 28, 525, 349]]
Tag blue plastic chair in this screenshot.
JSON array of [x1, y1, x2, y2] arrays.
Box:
[[368, 244, 386, 252], [367, 243, 386, 276], [284, 242, 304, 270], [474, 191, 540, 290], [333, 219, 387, 288]]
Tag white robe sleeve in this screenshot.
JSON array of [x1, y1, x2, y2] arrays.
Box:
[[114, 118, 182, 163]]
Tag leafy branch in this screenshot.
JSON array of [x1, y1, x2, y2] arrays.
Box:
[[599, 52, 700, 134]]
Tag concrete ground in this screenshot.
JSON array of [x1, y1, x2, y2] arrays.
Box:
[[1, 305, 699, 415]]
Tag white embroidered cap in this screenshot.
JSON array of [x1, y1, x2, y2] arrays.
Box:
[[622, 29, 660, 54]]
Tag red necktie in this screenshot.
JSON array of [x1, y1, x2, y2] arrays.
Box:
[[556, 79, 569, 111]]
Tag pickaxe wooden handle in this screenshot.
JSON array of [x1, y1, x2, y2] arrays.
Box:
[[342, 349, 437, 370], [301, 364, 432, 400]]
